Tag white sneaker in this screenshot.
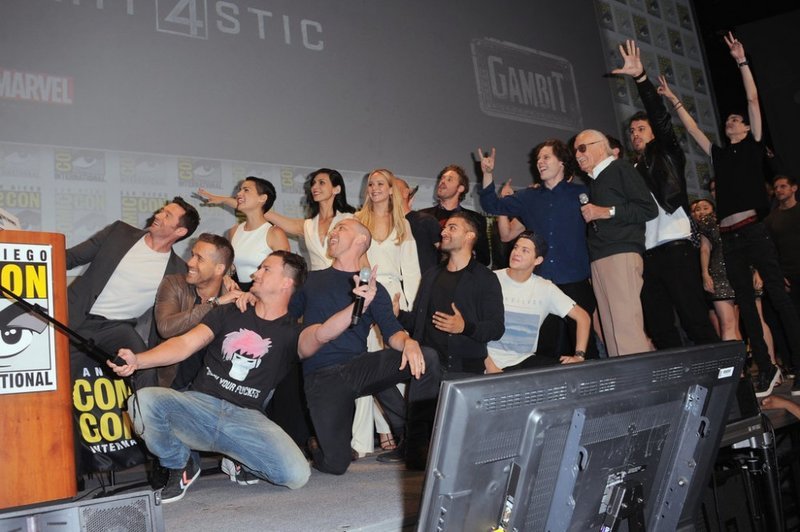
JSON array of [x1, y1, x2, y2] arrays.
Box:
[[220, 457, 260, 485]]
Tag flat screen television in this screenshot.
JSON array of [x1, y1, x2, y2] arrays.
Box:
[[417, 342, 747, 531]]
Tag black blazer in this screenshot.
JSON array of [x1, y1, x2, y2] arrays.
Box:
[[400, 258, 504, 371]]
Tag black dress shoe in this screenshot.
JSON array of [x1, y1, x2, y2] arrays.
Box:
[[376, 448, 404, 463]]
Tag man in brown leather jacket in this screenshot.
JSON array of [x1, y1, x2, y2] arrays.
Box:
[[153, 233, 241, 388]]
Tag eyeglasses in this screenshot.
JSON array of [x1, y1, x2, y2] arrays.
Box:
[[574, 140, 604, 154]]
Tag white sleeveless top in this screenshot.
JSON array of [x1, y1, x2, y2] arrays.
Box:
[[231, 221, 274, 282]]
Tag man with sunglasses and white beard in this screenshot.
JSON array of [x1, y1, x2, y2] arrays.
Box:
[[576, 131, 658, 356]]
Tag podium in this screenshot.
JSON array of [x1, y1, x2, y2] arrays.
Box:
[[0, 230, 76, 508]]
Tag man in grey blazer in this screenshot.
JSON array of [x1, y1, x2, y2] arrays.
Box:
[[67, 197, 200, 369]]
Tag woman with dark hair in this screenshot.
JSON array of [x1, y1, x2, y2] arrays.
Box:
[[268, 168, 357, 271], [201, 169, 356, 271], [199, 176, 289, 291], [691, 198, 777, 367], [690, 198, 739, 341]]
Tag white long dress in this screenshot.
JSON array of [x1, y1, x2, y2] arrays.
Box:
[[352, 220, 421, 455]]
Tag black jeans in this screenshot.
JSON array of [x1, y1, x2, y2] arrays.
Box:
[[536, 278, 600, 359], [70, 315, 157, 387], [641, 240, 719, 349], [303, 347, 441, 475], [722, 222, 800, 372]]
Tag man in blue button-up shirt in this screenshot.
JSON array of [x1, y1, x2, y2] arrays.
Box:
[[478, 141, 598, 360]]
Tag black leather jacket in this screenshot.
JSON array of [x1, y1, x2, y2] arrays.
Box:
[[634, 78, 688, 215]]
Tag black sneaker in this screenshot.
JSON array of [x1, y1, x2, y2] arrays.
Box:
[[754, 365, 782, 398], [791, 377, 800, 397], [221, 457, 260, 485], [160, 453, 201, 503]]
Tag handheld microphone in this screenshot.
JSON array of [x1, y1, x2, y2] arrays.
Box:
[[351, 267, 372, 326], [579, 193, 598, 233]]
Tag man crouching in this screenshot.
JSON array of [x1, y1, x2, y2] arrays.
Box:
[[109, 250, 377, 502]]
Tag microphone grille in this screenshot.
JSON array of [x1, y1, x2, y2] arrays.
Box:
[[359, 267, 371, 283], [578, 193, 589, 205]]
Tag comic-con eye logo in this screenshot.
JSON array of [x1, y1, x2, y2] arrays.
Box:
[[221, 329, 272, 381], [0, 304, 48, 368]]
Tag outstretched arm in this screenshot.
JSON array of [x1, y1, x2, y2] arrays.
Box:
[[724, 32, 761, 141], [657, 75, 712, 156], [263, 210, 306, 238], [761, 395, 800, 420], [197, 188, 237, 209], [107, 324, 215, 377], [198, 187, 306, 237]]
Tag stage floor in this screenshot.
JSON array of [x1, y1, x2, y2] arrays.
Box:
[[64, 379, 799, 531]]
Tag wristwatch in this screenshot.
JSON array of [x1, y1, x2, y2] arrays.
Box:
[[208, 297, 220, 307], [608, 206, 616, 218]]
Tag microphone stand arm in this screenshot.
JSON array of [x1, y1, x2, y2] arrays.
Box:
[[0, 282, 122, 365]]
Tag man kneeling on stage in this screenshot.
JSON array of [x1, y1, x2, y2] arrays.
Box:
[[109, 250, 378, 503]]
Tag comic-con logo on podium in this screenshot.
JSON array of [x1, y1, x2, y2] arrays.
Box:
[[0, 243, 56, 395]]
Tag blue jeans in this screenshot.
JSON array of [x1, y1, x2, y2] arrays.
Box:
[[722, 222, 800, 372], [129, 388, 310, 489]]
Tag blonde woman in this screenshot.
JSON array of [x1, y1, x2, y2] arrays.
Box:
[[353, 169, 421, 455]]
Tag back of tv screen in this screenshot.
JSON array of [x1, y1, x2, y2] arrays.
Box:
[[417, 342, 746, 532]]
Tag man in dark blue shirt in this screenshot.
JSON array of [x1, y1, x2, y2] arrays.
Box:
[[289, 218, 441, 473], [478, 143, 599, 359]]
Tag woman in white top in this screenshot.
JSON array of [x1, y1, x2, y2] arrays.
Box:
[[354, 169, 421, 454], [200, 169, 356, 271], [270, 168, 357, 270], [202, 177, 289, 291], [357, 169, 421, 313]]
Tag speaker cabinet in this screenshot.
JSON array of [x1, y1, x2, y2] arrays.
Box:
[[0, 490, 163, 532]]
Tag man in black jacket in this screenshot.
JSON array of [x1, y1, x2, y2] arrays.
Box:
[[612, 40, 718, 349], [399, 212, 504, 375], [576, 130, 658, 356]]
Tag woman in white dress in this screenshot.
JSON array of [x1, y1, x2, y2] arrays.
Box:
[[357, 169, 421, 315], [224, 177, 290, 291], [354, 169, 421, 454]]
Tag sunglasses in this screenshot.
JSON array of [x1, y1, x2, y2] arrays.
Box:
[[574, 140, 604, 154]]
